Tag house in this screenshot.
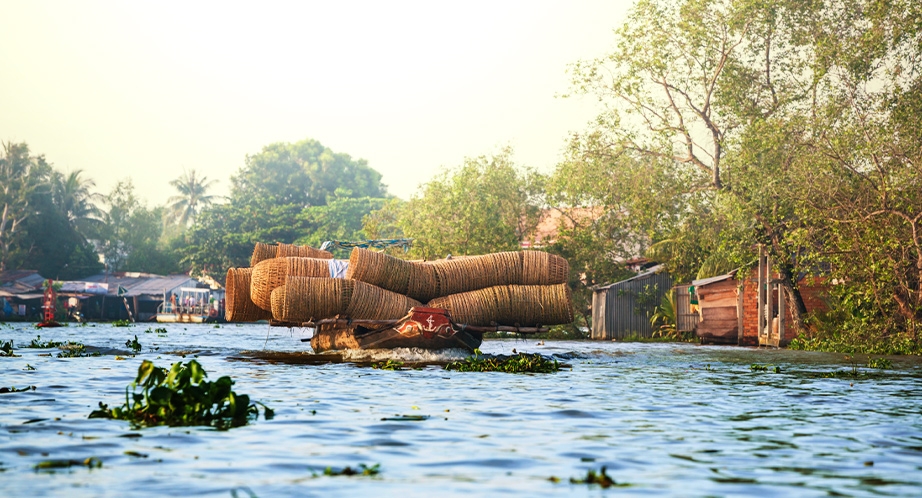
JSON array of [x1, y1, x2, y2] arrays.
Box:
[[58, 272, 215, 321], [692, 266, 829, 346], [591, 265, 676, 340], [0, 270, 47, 319]]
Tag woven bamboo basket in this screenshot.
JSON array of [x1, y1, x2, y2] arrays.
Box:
[[428, 283, 573, 326], [225, 267, 272, 322], [277, 242, 334, 260], [250, 242, 279, 266], [521, 251, 569, 285], [250, 257, 332, 311], [346, 280, 422, 320], [271, 277, 354, 323], [345, 248, 413, 296]]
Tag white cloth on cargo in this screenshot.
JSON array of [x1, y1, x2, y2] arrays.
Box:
[[329, 259, 349, 279]]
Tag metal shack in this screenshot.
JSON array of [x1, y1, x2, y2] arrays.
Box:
[[591, 265, 674, 340]]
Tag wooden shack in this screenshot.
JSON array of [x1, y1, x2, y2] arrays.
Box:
[[692, 271, 741, 344]]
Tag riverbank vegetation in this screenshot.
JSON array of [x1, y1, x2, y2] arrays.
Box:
[[3, 1, 920, 354]]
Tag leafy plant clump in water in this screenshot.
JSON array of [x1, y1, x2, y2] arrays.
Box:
[[89, 359, 274, 430], [750, 364, 782, 373], [112, 319, 132, 327], [445, 350, 560, 373], [566, 466, 624, 488], [57, 341, 101, 358], [125, 335, 142, 354], [26, 335, 64, 348], [372, 359, 406, 370], [868, 357, 893, 369], [144, 327, 168, 334], [0, 385, 35, 393], [35, 457, 102, 470], [1, 339, 19, 357], [316, 463, 381, 477]]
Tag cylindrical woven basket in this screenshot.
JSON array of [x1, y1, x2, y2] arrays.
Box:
[[428, 283, 573, 326], [521, 251, 569, 285], [277, 243, 334, 260], [271, 277, 354, 323], [250, 242, 279, 266], [225, 267, 272, 322], [345, 248, 413, 296], [345, 280, 422, 320], [250, 257, 332, 311]]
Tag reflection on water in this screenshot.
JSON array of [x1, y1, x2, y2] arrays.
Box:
[[1, 322, 921, 497]]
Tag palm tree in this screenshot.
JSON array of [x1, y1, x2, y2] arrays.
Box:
[[51, 169, 103, 238], [167, 169, 218, 226]]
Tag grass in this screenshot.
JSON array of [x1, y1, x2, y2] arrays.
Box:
[[89, 359, 273, 430]]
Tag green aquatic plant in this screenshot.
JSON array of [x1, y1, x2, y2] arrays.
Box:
[[0, 385, 35, 393], [35, 457, 102, 470], [750, 364, 781, 373], [57, 341, 101, 358], [568, 466, 620, 488], [26, 335, 64, 348], [1, 339, 18, 357], [89, 359, 274, 430], [371, 359, 406, 370], [316, 463, 381, 477], [112, 319, 132, 327], [868, 357, 893, 369], [125, 335, 142, 354], [144, 327, 168, 334], [445, 351, 560, 373]]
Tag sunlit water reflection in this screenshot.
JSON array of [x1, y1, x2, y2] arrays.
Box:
[[1, 322, 921, 496]]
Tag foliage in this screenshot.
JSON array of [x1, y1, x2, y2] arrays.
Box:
[[568, 466, 619, 488], [394, 148, 544, 260], [184, 138, 389, 280], [650, 289, 680, 339], [112, 319, 132, 327], [166, 169, 218, 226], [1, 339, 18, 357], [371, 359, 407, 370], [317, 463, 381, 477], [125, 335, 142, 354], [445, 351, 560, 373], [35, 457, 102, 470], [0, 142, 54, 272], [57, 341, 101, 358], [26, 335, 64, 348], [88, 359, 274, 429]]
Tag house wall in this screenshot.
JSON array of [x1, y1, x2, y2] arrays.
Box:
[[592, 272, 674, 340], [696, 279, 740, 344], [738, 271, 829, 346]]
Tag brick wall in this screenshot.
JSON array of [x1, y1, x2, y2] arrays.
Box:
[[738, 269, 829, 346]]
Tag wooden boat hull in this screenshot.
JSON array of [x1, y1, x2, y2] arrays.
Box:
[[310, 307, 483, 353]]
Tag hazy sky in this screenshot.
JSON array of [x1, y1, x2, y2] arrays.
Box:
[[1, 1, 631, 207]]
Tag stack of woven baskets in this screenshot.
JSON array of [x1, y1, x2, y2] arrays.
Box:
[[226, 243, 573, 327]]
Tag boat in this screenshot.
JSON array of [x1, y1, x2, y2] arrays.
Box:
[[156, 287, 218, 323], [289, 306, 548, 353]]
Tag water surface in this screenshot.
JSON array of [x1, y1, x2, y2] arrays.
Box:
[[1, 322, 920, 496]]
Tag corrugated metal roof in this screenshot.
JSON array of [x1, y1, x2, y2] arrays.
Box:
[[594, 264, 665, 291], [69, 273, 202, 297], [692, 270, 738, 288]]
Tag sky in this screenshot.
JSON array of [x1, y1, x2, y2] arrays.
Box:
[[0, 0, 632, 207]]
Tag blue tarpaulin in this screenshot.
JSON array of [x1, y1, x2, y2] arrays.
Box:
[[320, 239, 413, 252]]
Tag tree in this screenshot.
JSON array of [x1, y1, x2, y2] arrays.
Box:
[[0, 142, 52, 271], [231, 138, 385, 208], [395, 148, 544, 260], [99, 180, 182, 274], [51, 169, 103, 239], [166, 169, 218, 226]]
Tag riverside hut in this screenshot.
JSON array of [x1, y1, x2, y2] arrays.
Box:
[[591, 265, 674, 340]]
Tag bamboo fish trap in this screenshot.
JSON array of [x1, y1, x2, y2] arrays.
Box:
[[427, 283, 573, 327], [270, 277, 421, 323], [250, 242, 333, 266], [250, 257, 332, 311], [345, 248, 569, 302], [225, 267, 272, 322]]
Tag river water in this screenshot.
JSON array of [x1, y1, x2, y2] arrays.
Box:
[[1, 322, 920, 497]]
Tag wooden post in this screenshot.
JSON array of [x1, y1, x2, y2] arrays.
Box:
[[777, 280, 785, 345]]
